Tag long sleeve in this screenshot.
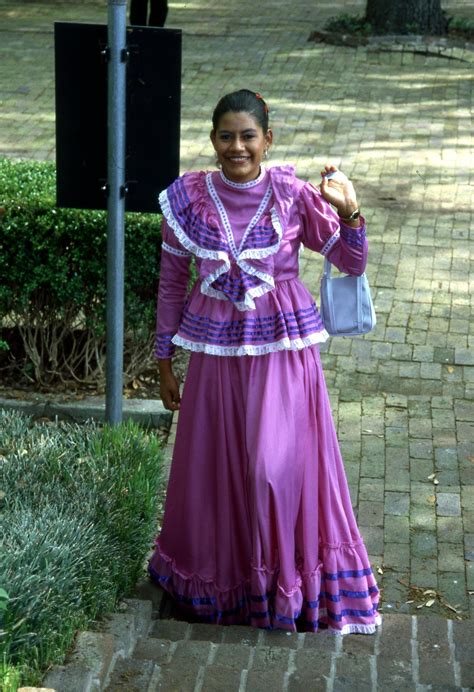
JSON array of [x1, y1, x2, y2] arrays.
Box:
[[155, 219, 192, 359], [298, 183, 368, 276]]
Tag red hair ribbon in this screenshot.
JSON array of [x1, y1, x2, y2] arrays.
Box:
[[255, 92, 269, 114]]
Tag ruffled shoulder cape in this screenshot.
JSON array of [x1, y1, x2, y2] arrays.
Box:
[[159, 166, 303, 311]]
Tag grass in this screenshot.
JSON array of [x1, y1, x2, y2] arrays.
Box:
[[0, 410, 164, 689]]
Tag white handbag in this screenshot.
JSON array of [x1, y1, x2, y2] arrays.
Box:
[[320, 258, 376, 337]]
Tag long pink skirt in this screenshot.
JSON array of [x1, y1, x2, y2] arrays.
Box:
[[149, 346, 380, 634]]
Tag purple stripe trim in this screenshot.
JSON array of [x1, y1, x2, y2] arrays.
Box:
[[275, 610, 302, 625], [168, 179, 228, 252], [155, 333, 176, 358], [340, 225, 366, 248], [180, 312, 323, 345], [149, 567, 378, 628], [323, 567, 374, 580], [179, 321, 322, 343], [306, 584, 379, 608], [182, 305, 317, 327], [328, 606, 378, 621]]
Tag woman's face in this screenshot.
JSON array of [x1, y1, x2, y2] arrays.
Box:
[[210, 111, 273, 183]]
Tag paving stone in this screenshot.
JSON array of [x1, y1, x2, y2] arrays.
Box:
[[213, 643, 252, 668], [189, 623, 224, 643], [133, 637, 171, 663], [384, 491, 410, 516], [384, 515, 410, 544], [151, 619, 191, 641], [106, 658, 158, 692], [221, 626, 260, 646], [200, 664, 243, 691], [436, 493, 461, 517]]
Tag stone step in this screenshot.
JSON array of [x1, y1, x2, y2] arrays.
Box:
[[43, 598, 154, 692], [41, 606, 474, 691]]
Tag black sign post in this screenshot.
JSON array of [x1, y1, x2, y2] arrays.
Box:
[[54, 13, 182, 424]]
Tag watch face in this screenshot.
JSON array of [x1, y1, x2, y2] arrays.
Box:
[[351, 210, 360, 220]]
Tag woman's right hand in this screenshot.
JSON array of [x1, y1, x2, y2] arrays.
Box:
[[158, 360, 181, 411]]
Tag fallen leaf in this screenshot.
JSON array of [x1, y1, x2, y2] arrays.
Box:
[[427, 473, 436, 480], [423, 590, 437, 596], [446, 366, 454, 374], [416, 603, 425, 609], [427, 495, 436, 505], [425, 599, 435, 607], [377, 567, 384, 575], [433, 478, 439, 485]]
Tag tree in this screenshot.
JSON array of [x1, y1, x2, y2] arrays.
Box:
[[365, 0, 448, 35]]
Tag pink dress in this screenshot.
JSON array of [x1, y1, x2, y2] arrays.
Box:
[[149, 165, 381, 634]]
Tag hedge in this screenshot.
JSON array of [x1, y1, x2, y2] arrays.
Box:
[[0, 157, 162, 385], [0, 409, 164, 688]]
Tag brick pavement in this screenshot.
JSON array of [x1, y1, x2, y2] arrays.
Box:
[[1, 0, 473, 689]]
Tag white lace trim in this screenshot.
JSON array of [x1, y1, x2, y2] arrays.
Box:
[[159, 188, 229, 263], [329, 613, 382, 636], [238, 206, 283, 261], [320, 229, 340, 257], [219, 166, 267, 189], [171, 330, 329, 356], [160, 182, 284, 312], [207, 173, 273, 258], [162, 241, 192, 257]]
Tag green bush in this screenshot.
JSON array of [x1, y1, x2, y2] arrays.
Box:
[[0, 157, 162, 385], [0, 409, 164, 687]]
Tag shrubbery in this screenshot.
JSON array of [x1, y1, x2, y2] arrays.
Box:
[[0, 409, 164, 688], [0, 157, 162, 386]]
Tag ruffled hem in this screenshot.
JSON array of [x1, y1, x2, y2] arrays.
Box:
[[148, 541, 381, 634], [171, 330, 329, 356]]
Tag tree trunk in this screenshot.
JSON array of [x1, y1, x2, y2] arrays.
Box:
[[365, 0, 448, 35]]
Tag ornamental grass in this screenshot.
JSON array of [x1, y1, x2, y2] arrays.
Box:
[[0, 410, 164, 689]]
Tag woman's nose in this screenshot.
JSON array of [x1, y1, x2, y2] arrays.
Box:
[[230, 137, 245, 150]]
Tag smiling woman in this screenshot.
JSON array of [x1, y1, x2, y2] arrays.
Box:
[[210, 91, 273, 184], [148, 88, 380, 634]]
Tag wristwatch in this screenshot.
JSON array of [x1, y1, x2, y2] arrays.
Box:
[[339, 208, 360, 222]]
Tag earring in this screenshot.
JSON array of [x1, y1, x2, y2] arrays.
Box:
[[264, 149, 269, 160]]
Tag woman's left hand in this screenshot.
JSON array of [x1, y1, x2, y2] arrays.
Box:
[[319, 164, 359, 220]]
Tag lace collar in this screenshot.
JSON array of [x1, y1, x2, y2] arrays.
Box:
[[219, 166, 267, 190]]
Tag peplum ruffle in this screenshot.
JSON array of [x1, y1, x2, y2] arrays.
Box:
[[172, 277, 328, 356]]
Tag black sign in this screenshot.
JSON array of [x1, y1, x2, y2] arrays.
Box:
[[55, 22, 181, 213]]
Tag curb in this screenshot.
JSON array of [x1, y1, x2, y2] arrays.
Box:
[[307, 30, 474, 62], [0, 396, 171, 429]]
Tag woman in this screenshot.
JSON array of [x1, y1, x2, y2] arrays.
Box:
[[149, 89, 380, 634]]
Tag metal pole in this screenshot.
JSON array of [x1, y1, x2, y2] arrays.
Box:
[[105, 0, 127, 424]]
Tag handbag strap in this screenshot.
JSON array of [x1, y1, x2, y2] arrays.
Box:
[[323, 257, 332, 277]]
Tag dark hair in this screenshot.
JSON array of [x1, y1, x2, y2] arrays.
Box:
[[212, 89, 270, 134]]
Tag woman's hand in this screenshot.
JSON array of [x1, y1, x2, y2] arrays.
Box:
[[158, 359, 181, 411], [319, 164, 359, 221]]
